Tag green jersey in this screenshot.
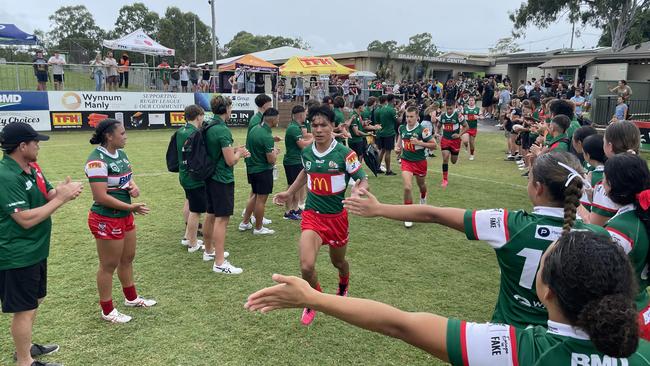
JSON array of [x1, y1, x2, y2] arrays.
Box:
[[580, 165, 604, 212], [205, 116, 235, 184], [361, 107, 372, 122], [0, 157, 53, 270], [398, 123, 432, 162], [447, 319, 650, 365], [463, 206, 608, 327], [348, 111, 365, 145], [85, 147, 132, 218], [606, 204, 650, 311], [303, 119, 312, 133], [463, 106, 481, 129], [439, 111, 465, 140], [284, 120, 304, 166], [547, 133, 570, 152], [334, 108, 345, 143], [245, 123, 274, 174], [377, 104, 397, 137], [247, 111, 263, 133], [176, 123, 205, 189], [302, 140, 367, 214], [567, 118, 581, 140]]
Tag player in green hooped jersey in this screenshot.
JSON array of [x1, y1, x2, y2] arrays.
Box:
[[343, 151, 608, 328], [461, 96, 482, 161], [435, 103, 468, 187], [273, 105, 368, 326], [246, 231, 650, 365], [85, 119, 155, 324], [395, 106, 437, 228], [603, 153, 650, 340], [578, 134, 606, 212]]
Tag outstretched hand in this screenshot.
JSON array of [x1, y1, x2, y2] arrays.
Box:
[[273, 191, 290, 206], [343, 188, 381, 217], [244, 274, 316, 313]]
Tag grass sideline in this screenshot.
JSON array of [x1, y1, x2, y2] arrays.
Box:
[[0, 128, 534, 365]]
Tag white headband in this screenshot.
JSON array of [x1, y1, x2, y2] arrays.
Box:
[[558, 162, 589, 189]]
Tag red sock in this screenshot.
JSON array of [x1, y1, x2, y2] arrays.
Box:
[[404, 199, 412, 205], [443, 171, 449, 180], [122, 285, 138, 301], [420, 191, 427, 199], [100, 299, 114, 316], [339, 273, 350, 285], [470, 148, 475, 155], [314, 283, 322, 292]]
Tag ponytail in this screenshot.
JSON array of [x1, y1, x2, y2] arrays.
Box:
[[89, 119, 120, 145], [562, 180, 581, 234]]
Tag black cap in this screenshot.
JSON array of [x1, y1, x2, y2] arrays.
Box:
[[0, 122, 50, 145]]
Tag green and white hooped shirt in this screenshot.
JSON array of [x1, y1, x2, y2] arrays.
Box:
[[85, 146, 133, 218]]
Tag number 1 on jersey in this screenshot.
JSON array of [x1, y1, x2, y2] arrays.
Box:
[[516, 248, 543, 289]]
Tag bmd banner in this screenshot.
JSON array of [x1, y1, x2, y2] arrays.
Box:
[[48, 91, 194, 130], [194, 93, 273, 127], [0, 91, 51, 131]]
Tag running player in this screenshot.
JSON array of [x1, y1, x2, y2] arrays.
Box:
[[435, 103, 467, 187], [590, 121, 641, 226], [272, 105, 368, 326], [344, 152, 607, 328], [461, 96, 481, 160], [377, 94, 398, 175], [246, 231, 650, 365], [395, 106, 437, 228], [283, 105, 312, 220], [85, 119, 156, 324], [603, 153, 650, 340]]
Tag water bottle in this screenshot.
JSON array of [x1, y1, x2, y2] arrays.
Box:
[[273, 165, 279, 181]]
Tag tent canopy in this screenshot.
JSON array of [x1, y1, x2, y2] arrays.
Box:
[[102, 29, 174, 56], [280, 56, 355, 76], [0, 24, 39, 45], [218, 54, 278, 72]]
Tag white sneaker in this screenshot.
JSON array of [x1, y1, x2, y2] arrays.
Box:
[[187, 239, 204, 253], [181, 239, 189, 246], [212, 260, 243, 275], [419, 197, 427, 205], [404, 221, 413, 228], [298, 203, 305, 210], [380, 164, 387, 173], [101, 308, 132, 324], [203, 251, 215, 261], [124, 296, 157, 307], [469, 155, 475, 161], [253, 227, 275, 235], [250, 216, 272, 225], [238, 222, 253, 231]]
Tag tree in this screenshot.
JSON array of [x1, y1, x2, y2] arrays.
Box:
[[367, 40, 399, 54], [47, 5, 105, 62], [223, 31, 310, 57], [598, 7, 650, 47], [158, 7, 214, 62], [111, 3, 160, 39], [489, 37, 524, 55], [399, 32, 440, 57], [510, 0, 650, 52]]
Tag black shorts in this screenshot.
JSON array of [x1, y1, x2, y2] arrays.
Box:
[[377, 136, 395, 151], [0, 260, 47, 313], [53, 74, 64, 82], [36, 72, 47, 83], [184, 186, 207, 213], [349, 140, 366, 158], [284, 164, 303, 186], [190, 79, 198, 85], [247, 169, 274, 195], [181, 80, 188, 87], [205, 180, 234, 217]]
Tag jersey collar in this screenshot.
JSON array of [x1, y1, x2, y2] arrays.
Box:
[[532, 206, 582, 220], [405, 123, 419, 132], [593, 165, 604, 172], [615, 203, 635, 216], [547, 320, 590, 340], [97, 146, 119, 159], [312, 139, 338, 158]]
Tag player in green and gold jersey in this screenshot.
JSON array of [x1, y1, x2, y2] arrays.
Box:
[[85, 119, 156, 324], [435, 103, 468, 187], [461, 96, 482, 161], [273, 105, 368, 326], [246, 231, 650, 365]]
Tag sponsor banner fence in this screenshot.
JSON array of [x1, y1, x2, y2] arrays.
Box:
[[0, 91, 51, 131], [194, 93, 272, 127], [50, 111, 183, 130]]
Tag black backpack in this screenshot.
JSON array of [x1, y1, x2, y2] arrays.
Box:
[[182, 122, 218, 181], [165, 131, 179, 172]]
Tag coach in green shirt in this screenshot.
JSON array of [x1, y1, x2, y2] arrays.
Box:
[[247, 94, 273, 133], [0, 122, 82, 366], [376, 94, 398, 175], [283, 105, 312, 220]]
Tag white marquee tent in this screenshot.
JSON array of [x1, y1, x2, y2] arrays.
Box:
[[102, 29, 175, 56]]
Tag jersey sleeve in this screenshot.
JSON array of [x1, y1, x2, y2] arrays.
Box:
[[217, 128, 233, 150], [446, 319, 520, 366], [344, 150, 366, 181], [263, 134, 275, 153], [421, 126, 433, 141], [606, 225, 634, 254], [591, 183, 619, 218], [0, 176, 30, 214], [85, 160, 108, 183], [463, 209, 517, 249]]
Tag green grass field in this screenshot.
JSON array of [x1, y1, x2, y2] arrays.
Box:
[[0, 128, 533, 365]]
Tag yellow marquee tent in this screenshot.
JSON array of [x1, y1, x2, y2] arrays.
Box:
[[279, 56, 355, 76]]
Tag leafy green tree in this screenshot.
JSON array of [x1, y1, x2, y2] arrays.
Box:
[[510, 0, 650, 52], [47, 5, 105, 62], [110, 3, 160, 39], [158, 7, 214, 62], [399, 32, 439, 57], [367, 40, 399, 54], [489, 37, 524, 55], [598, 7, 650, 47], [223, 31, 309, 57]]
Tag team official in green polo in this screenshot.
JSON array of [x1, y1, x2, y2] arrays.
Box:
[[0, 122, 83, 366], [283, 105, 312, 220]]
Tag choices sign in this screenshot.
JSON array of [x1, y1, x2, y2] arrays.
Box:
[[0, 92, 51, 131]]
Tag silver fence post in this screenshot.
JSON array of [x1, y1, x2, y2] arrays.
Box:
[[15, 63, 21, 90]]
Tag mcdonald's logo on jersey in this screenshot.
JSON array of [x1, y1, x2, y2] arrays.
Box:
[[52, 113, 82, 127], [308, 172, 346, 195], [311, 177, 329, 193], [170, 112, 185, 126]]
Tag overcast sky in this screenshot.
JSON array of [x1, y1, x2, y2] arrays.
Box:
[[2, 0, 603, 55]]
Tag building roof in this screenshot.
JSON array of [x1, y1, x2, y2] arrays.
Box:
[[203, 46, 314, 66], [538, 56, 596, 69]]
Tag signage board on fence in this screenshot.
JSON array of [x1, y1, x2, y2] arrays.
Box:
[[0, 91, 51, 131], [194, 93, 273, 127], [632, 120, 650, 152]]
